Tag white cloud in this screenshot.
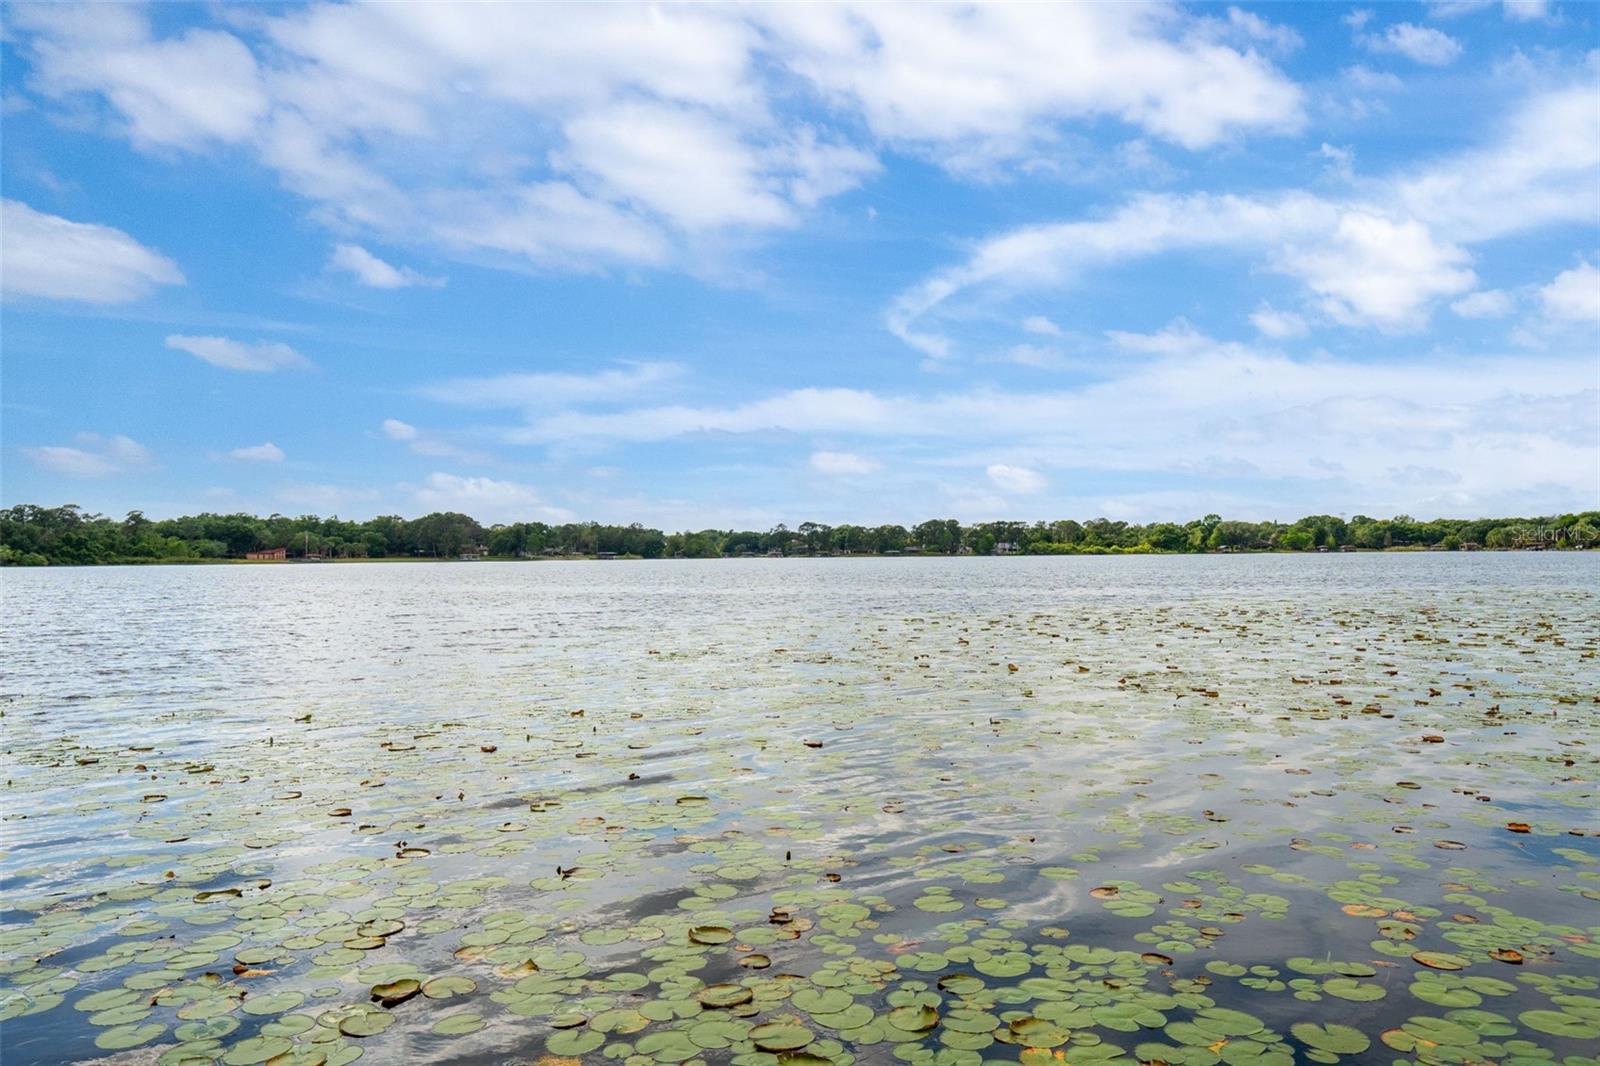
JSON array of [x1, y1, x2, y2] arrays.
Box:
[[1426, 0, 1551, 20], [1330, 66, 1404, 123], [329, 243, 443, 288], [1, 199, 183, 303], [1318, 142, 1355, 180], [407, 472, 559, 524], [500, 340, 1597, 516], [1210, 7, 1305, 56], [758, 4, 1303, 165], [408, 439, 483, 460], [23, 433, 152, 478], [506, 388, 895, 445], [12, 4, 268, 148], [11, 4, 1303, 276], [429, 181, 672, 270], [381, 418, 419, 441], [1394, 84, 1600, 243], [986, 463, 1047, 493], [166, 334, 312, 372], [227, 442, 285, 463], [781, 128, 883, 208], [1541, 262, 1600, 322], [1341, 65, 1404, 93], [889, 192, 1475, 355], [1501, 0, 1552, 20], [1279, 211, 1474, 329], [378, 418, 485, 462], [1361, 22, 1463, 66], [1021, 315, 1063, 337], [1451, 289, 1515, 318], [1108, 319, 1225, 356], [11, 5, 860, 273], [1250, 303, 1310, 338], [419, 362, 679, 409], [1005, 343, 1068, 369], [810, 450, 882, 476], [560, 101, 796, 232], [888, 81, 1595, 358]]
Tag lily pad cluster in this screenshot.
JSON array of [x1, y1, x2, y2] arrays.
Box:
[[1, 560, 1597, 1065]]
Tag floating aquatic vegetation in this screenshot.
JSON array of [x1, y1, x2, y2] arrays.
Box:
[[1, 558, 1597, 1065]]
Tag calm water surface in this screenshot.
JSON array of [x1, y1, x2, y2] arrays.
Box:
[[2, 556, 1597, 1066]]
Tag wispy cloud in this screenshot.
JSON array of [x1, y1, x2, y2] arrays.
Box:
[[887, 81, 1596, 359], [4, 4, 1592, 526], [166, 334, 312, 372], [381, 419, 419, 442], [1451, 289, 1515, 318], [497, 338, 1596, 515], [1425, 0, 1551, 22], [1249, 304, 1309, 338], [378, 419, 485, 462], [810, 450, 882, 476], [1, 199, 183, 303], [1359, 22, 1464, 66], [987, 463, 1046, 493], [23, 433, 152, 477], [405, 472, 571, 525], [329, 243, 444, 289], [226, 442, 285, 463], [418, 362, 680, 409]]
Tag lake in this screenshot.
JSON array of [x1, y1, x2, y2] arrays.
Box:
[[2, 554, 1597, 1066]]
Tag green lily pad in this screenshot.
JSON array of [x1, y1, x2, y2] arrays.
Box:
[[93, 1022, 166, 1050], [337, 1009, 395, 1038], [1518, 1009, 1600, 1038], [697, 982, 753, 1008], [421, 976, 475, 999], [1010, 1017, 1071, 1048], [887, 1003, 939, 1032], [1291, 1022, 1370, 1055], [1322, 978, 1384, 1001], [1412, 951, 1470, 971], [241, 990, 305, 1015], [547, 1027, 605, 1056], [751, 1022, 815, 1051], [221, 1035, 294, 1065], [792, 988, 854, 1015]]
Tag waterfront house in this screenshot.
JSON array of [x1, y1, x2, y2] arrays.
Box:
[[245, 547, 287, 561]]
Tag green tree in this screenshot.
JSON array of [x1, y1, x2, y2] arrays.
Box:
[[913, 519, 961, 553]]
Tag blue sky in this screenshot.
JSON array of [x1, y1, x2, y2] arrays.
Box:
[[2, 1, 1596, 527]]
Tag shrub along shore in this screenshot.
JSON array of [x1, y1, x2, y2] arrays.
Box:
[[3, 504, 1596, 566]]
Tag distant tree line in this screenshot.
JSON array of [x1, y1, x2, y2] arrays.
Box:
[[3, 504, 1595, 566]]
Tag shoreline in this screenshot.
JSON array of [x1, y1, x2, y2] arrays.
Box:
[[5, 545, 1594, 568]]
